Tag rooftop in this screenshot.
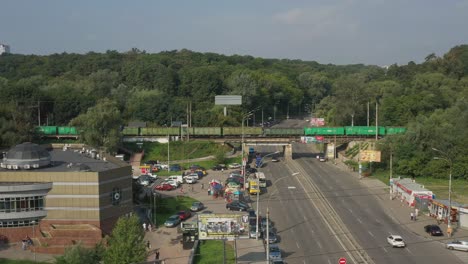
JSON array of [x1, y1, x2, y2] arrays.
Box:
[[0, 148, 121, 173]]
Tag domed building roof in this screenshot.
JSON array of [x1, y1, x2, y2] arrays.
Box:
[[1, 142, 51, 170]]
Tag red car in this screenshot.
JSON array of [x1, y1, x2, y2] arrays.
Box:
[[155, 183, 174, 191], [177, 210, 192, 221]]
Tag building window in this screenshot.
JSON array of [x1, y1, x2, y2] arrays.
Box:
[[0, 196, 45, 213]]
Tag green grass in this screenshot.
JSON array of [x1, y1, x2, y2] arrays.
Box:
[[369, 170, 468, 204], [194, 240, 236, 264], [149, 195, 198, 228]]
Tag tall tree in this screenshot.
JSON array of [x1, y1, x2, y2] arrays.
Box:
[[103, 215, 147, 264], [70, 99, 122, 152]]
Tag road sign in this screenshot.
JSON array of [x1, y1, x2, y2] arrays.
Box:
[[339, 257, 347, 264]]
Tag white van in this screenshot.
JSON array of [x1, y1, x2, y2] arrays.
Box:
[[167, 175, 184, 184]]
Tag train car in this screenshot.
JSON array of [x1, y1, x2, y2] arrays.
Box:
[[140, 127, 181, 136], [264, 128, 304, 136], [223, 127, 263, 136], [304, 127, 345, 136], [385, 127, 407, 135], [190, 127, 222, 137], [57, 126, 78, 135], [36, 126, 58, 135], [122, 127, 140, 136], [344, 126, 385, 136]]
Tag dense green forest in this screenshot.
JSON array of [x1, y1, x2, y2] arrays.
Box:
[[0, 46, 467, 179]]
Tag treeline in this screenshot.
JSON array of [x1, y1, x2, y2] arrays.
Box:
[[0, 46, 467, 179]]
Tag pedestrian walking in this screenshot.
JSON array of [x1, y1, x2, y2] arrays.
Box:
[[143, 222, 147, 232], [410, 212, 414, 221], [155, 250, 160, 260], [148, 223, 152, 232], [146, 240, 151, 250], [180, 187, 184, 194], [191, 184, 194, 192], [21, 240, 27, 250], [201, 183, 204, 189], [415, 208, 419, 218]]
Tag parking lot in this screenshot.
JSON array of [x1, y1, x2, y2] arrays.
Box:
[[140, 168, 266, 264]]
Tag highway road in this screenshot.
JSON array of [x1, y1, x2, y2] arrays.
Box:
[[253, 143, 462, 264]]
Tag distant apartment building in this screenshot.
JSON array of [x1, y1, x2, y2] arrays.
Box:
[[0, 43, 10, 54]]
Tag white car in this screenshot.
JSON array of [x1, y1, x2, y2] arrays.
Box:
[[446, 240, 468, 251], [184, 175, 198, 184], [228, 163, 242, 169], [162, 179, 180, 188], [387, 235, 405, 248]]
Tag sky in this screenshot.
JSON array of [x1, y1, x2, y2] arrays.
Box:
[[1, 0, 468, 66]]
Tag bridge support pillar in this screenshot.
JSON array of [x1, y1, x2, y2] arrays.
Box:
[[284, 144, 293, 160]]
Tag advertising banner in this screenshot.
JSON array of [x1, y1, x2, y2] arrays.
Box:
[[197, 213, 250, 240], [360, 150, 381, 162], [310, 118, 325, 126]]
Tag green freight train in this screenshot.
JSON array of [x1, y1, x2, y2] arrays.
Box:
[[36, 125, 406, 138]]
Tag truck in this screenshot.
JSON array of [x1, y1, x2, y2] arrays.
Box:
[[256, 172, 267, 188], [248, 180, 260, 195]]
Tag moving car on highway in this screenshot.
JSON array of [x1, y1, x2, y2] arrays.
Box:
[[387, 235, 406, 248], [446, 240, 468, 251]]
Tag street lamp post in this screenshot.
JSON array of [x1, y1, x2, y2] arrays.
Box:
[[242, 110, 257, 189], [266, 172, 299, 263], [432, 148, 453, 231], [31, 220, 36, 262], [164, 125, 170, 172]]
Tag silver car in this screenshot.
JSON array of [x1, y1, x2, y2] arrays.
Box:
[[446, 240, 468, 251]]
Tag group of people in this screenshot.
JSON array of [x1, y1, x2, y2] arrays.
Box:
[[143, 222, 153, 232], [410, 208, 419, 221], [21, 235, 33, 250]]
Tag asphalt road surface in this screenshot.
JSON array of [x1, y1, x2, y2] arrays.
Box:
[[252, 144, 462, 264]]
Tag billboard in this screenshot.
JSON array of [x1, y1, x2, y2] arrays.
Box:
[[215, 95, 242, 105], [197, 213, 250, 240], [310, 118, 325, 126], [360, 150, 381, 162]]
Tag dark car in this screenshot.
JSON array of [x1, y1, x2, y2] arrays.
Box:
[[424, 224, 443, 236], [226, 201, 250, 211], [212, 164, 227, 171], [264, 231, 278, 244], [169, 164, 183, 171], [248, 167, 257, 174], [247, 209, 257, 219], [190, 202, 204, 212], [177, 210, 192, 221]]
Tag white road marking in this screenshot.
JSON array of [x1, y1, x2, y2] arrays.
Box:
[[348, 208, 353, 213], [304, 215, 307, 221], [357, 218, 362, 224], [317, 241, 323, 249], [368, 231, 375, 237], [382, 246, 388, 253], [327, 259, 332, 264], [296, 241, 300, 248], [405, 247, 412, 254]]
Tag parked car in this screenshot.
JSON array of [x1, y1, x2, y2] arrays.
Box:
[[190, 202, 204, 212], [177, 210, 192, 221], [167, 175, 184, 184], [137, 175, 155, 186], [184, 175, 198, 184], [424, 225, 444, 236], [228, 163, 242, 169], [387, 235, 406, 248], [154, 183, 174, 191], [249, 226, 261, 239], [247, 209, 257, 219], [162, 179, 180, 188], [264, 231, 278, 244], [212, 164, 227, 171], [446, 240, 468, 251], [248, 167, 257, 174], [226, 200, 250, 211], [164, 215, 181, 227], [169, 164, 183, 171], [268, 244, 282, 261]]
